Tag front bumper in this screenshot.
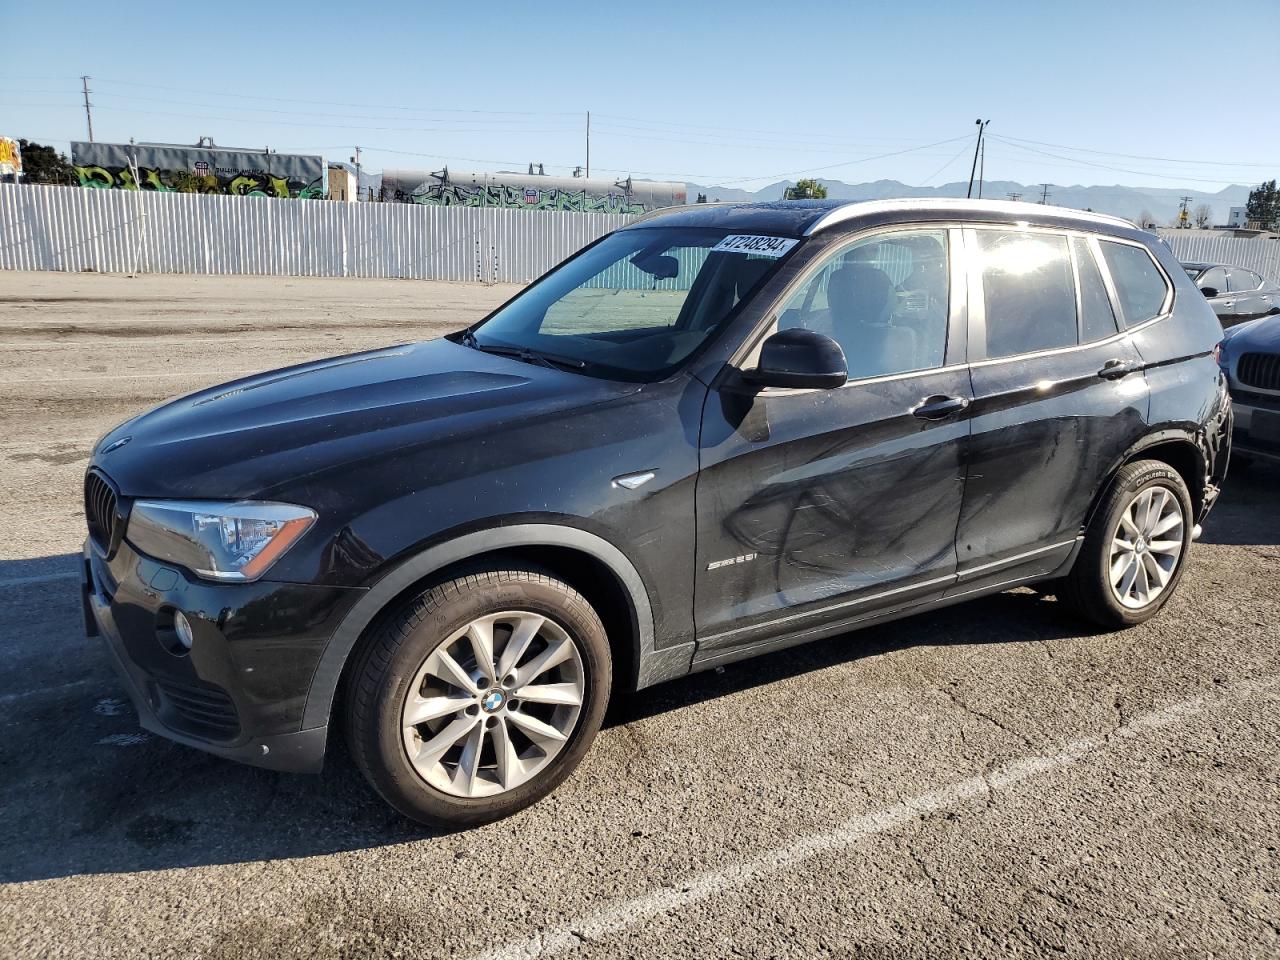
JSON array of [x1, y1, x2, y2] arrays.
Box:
[[82, 538, 363, 773], [1230, 392, 1280, 462]]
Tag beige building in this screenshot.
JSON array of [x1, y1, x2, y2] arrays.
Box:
[[328, 164, 358, 202]]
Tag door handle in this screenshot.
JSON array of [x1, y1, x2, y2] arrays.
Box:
[[912, 395, 970, 420], [1221, 300, 1235, 307], [1097, 358, 1137, 380]]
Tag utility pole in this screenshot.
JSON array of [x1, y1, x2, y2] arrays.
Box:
[[1177, 195, 1193, 228], [976, 136, 986, 199], [966, 119, 988, 199], [585, 111, 591, 180], [81, 76, 94, 143], [1039, 183, 1051, 204], [350, 146, 362, 201]]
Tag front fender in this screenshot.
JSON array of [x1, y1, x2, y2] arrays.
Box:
[[298, 523, 675, 732]]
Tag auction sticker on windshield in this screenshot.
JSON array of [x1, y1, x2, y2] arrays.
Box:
[[711, 235, 799, 257]]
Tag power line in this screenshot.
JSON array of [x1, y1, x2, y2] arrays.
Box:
[[988, 135, 1252, 185], [920, 141, 975, 186], [715, 134, 973, 186], [995, 133, 1280, 169]]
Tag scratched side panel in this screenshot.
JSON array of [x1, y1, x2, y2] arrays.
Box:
[[693, 370, 970, 653]]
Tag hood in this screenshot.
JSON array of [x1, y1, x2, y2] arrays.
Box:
[[91, 338, 637, 499], [1222, 314, 1280, 353]]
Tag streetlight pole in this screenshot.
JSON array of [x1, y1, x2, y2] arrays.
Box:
[[966, 119, 988, 199]]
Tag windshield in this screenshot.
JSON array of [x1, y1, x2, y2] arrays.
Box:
[[467, 226, 797, 381]]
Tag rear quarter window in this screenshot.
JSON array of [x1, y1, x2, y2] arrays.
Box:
[[1099, 241, 1170, 327]]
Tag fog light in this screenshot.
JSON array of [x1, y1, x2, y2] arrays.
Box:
[[173, 611, 195, 650]]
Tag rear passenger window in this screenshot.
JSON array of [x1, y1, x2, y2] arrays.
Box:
[[1073, 238, 1119, 342], [1229, 268, 1260, 292], [976, 231, 1077, 358], [1099, 241, 1169, 327]]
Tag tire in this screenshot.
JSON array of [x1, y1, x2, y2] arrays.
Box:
[[1060, 460, 1194, 628], [345, 564, 611, 827]]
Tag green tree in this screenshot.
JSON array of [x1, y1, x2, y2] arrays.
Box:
[[16, 140, 75, 185], [1245, 180, 1279, 229], [784, 178, 828, 200]]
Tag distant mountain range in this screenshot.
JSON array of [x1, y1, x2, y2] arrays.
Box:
[[684, 178, 1253, 227]]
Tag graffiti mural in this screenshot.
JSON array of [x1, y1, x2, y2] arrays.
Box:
[[380, 169, 686, 214], [0, 137, 21, 178], [70, 142, 326, 199]]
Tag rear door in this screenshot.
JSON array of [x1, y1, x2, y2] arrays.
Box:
[[954, 228, 1151, 593], [1197, 266, 1232, 324], [1228, 267, 1264, 320]]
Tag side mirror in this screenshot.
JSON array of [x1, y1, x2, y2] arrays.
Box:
[[743, 328, 847, 390], [1200, 286, 1219, 299]]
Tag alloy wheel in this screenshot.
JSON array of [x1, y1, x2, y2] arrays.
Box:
[[400, 611, 585, 798], [1108, 485, 1185, 610]]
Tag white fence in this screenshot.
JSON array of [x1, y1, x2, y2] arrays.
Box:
[[1158, 231, 1280, 281], [6, 182, 1280, 286], [0, 182, 632, 283]]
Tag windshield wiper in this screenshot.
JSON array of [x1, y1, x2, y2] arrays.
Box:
[[463, 336, 587, 372]]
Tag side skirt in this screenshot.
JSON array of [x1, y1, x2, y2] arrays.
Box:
[[684, 540, 1082, 675]]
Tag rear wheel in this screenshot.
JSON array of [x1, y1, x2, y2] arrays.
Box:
[[345, 565, 610, 827], [1060, 460, 1194, 628]]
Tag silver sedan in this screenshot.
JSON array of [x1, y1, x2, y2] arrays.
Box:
[[1183, 261, 1280, 327]]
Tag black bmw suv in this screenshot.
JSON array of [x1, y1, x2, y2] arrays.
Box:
[[82, 199, 1230, 826]]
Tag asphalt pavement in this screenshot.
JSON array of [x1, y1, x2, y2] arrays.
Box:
[[1, 271, 1277, 959]]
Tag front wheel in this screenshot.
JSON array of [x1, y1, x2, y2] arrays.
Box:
[[345, 565, 611, 827], [1060, 460, 1194, 628]]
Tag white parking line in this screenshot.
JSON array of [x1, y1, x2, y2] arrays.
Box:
[[474, 676, 1276, 960]]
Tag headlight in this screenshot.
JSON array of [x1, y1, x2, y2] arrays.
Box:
[[127, 500, 317, 582]]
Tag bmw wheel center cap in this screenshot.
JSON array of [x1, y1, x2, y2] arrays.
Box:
[[482, 690, 506, 713]]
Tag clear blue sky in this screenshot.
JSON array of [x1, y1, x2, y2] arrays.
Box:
[[4, 0, 1278, 191]]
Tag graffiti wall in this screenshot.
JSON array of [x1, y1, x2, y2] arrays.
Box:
[[380, 169, 685, 214], [0, 138, 21, 178], [70, 142, 326, 198]]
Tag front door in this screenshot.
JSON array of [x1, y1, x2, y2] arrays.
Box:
[[694, 227, 970, 662]]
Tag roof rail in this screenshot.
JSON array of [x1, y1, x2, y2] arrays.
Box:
[[803, 198, 1136, 236]]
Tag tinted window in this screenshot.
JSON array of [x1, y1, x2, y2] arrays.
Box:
[[1228, 268, 1261, 292], [976, 231, 1076, 358], [777, 229, 948, 380], [1199, 266, 1228, 292], [474, 226, 789, 382], [1074, 238, 1119, 342], [1100, 241, 1169, 326]]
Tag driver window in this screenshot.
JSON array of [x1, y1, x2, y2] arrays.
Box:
[[778, 230, 949, 380]]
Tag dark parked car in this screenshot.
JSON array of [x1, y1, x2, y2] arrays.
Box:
[[1182, 260, 1280, 326], [82, 199, 1230, 826], [1219, 312, 1280, 465]]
